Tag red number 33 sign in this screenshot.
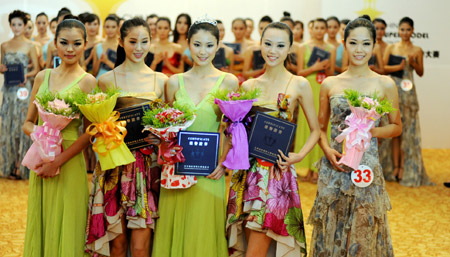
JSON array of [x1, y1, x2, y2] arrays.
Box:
[[351, 165, 373, 188]]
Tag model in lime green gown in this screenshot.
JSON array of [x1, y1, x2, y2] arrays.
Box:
[[23, 69, 89, 257], [294, 44, 331, 173], [152, 73, 229, 257]]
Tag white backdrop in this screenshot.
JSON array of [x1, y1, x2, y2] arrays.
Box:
[[1, 0, 449, 148]]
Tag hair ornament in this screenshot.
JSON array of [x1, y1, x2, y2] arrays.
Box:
[[193, 14, 217, 26]]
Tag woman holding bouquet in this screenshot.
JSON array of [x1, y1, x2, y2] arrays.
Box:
[[227, 22, 320, 257], [382, 17, 433, 186], [152, 17, 238, 257], [22, 19, 96, 256], [85, 18, 167, 257], [0, 10, 39, 179], [308, 16, 402, 256]]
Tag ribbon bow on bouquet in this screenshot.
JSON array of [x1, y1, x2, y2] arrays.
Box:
[[22, 100, 80, 174], [334, 90, 395, 170], [86, 111, 127, 156]]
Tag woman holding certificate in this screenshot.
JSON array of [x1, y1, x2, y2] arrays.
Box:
[[0, 10, 38, 179], [152, 16, 238, 257], [382, 17, 433, 187], [296, 18, 336, 183], [22, 19, 96, 257], [227, 22, 320, 257], [308, 16, 401, 256], [85, 17, 167, 257]]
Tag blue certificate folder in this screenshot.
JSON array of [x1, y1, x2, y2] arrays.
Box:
[[175, 131, 220, 176], [4, 64, 24, 86], [116, 104, 152, 150], [248, 112, 297, 164]]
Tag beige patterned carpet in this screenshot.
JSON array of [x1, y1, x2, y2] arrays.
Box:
[[1, 149, 449, 256]]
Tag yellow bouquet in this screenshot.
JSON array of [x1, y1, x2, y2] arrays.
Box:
[[75, 87, 135, 170]]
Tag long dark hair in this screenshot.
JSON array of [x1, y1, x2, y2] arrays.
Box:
[[115, 17, 151, 67], [173, 13, 191, 43]]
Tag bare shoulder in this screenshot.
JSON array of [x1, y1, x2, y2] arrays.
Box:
[[320, 76, 339, 91], [222, 72, 239, 90], [241, 78, 256, 91], [172, 43, 183, 53], [292, 75, 309, 89], [33, 69, 48, 86], [379, 75, 395, 88], [414, 45, 423, 54], [156, 71, 169, 82], [166, 73, 180, 89], [79, 73, 97, 92]]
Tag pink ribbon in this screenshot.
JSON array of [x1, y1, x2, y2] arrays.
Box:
[[30, 122, 63, 162]]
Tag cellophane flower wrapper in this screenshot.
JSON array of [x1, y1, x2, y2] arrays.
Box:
[[335, 90, 394, 170], [212, 87, 260, 170], [214, 99, 256, 170], [76, 93, 135, 171], [143, 117, 197, 189], [22, 100, 80, 174]]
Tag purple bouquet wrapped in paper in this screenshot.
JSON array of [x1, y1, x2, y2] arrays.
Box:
[[213, 88, 260, 170]]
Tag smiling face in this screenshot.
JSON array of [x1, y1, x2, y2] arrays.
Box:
[[55, 28, 86, 65], [176, 16, 189, 35], [104, 19, 118, 38], [232, 20, 246, 41], [189, 29, 219, 66], [156, 20, 171, 40], [327, 19, 339, 39], [36, 15, 48, 35], [260, 28, 290, 67], [121, 26, 150, 63], [10, 17, 25, 37], [398, 22, 413, 41], [344, 27, 374, 66]]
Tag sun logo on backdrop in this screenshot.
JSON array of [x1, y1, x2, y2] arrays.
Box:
[[83, 0, 127, 23], [357, 0, 383, 18]]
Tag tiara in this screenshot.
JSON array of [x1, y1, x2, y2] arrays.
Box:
[[193, 14, 217, 26]]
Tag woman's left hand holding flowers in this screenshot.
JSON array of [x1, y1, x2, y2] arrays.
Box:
[[35, 159, 61, 178]]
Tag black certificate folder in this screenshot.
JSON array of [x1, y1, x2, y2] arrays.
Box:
[[248, 112, 297, 164], [117, 104, 152, 150], [4, 64, 24, 86], [175, 131, 220, 176]]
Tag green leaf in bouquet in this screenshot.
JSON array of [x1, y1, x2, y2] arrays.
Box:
[[343, 89, 362, 107], [211, 87, 261, 101]]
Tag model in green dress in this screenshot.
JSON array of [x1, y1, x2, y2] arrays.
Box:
[[152, 19, 239, 257], [295, 18, 335, 179], [22, 20, 96, 257]]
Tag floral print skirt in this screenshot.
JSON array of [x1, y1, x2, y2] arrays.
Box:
[[226, 159, 307, 257], [85, 150, 160, 256]]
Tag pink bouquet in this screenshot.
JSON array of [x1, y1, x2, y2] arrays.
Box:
[[213, 88, 260, 170], [335, 90, 394, 170], [22, 95, 80, 174], [142, 103, 197, 189]]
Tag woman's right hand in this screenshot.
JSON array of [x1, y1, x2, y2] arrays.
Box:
[[324, 147, 345, 172], [144, 133, 161, 145], [398, 59, 406, 70], [312, 58, 330, 71]]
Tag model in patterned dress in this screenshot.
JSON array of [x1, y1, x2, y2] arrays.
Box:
[[226, 22, 320, 257], [0, 10, 38, 179], [308, 16, 402, 257]]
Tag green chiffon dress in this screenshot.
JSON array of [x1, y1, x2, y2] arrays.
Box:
[[295, 44, 331, 173], [152, 73, 229, 257], [23, 69, 89, 257]]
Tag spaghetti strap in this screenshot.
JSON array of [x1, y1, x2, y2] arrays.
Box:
[[178, 74, 184, 89], [284, 74, 294, 94], [214, 73, 226, 89], [153, 72, 157, 92], [113, 69, 118, 87]]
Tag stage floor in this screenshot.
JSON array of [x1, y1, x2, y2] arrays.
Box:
[[1, 149, 449, 256]]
